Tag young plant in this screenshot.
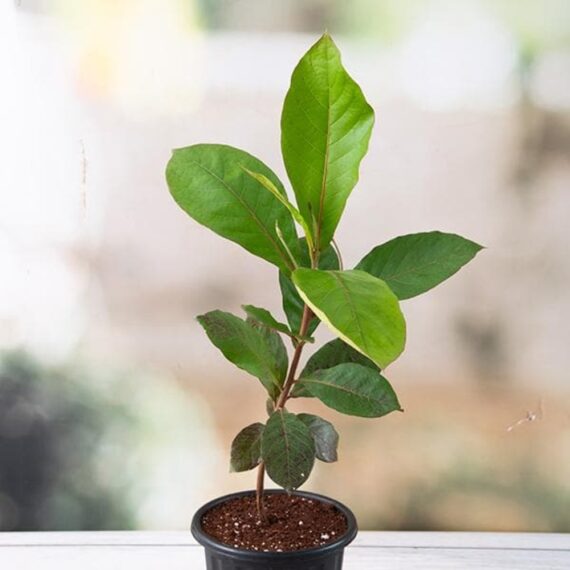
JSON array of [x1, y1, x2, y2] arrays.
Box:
[[166, 33, 482, 517]]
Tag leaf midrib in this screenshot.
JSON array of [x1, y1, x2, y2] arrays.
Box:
[[278, 411, 293, 487], [315, 44, 333, 247], [240, 326, 283, 393], [189, 159, 292, 270], [331, 272, 370, 355], [376, 241, 476, 283], [303, 377, 390, 406]]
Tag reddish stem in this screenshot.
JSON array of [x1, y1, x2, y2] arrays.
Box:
[[255, 304, 313, 518]]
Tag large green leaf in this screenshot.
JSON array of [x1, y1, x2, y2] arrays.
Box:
[[356, 231, 483, 300], [166, 144, 298, 273], [297, 413, 339, 463], [293, 338, 378, 397], [281, 33, 374, 249], [298, 363, 402, 418], [292, 269, 406, 369], [197, 310, 286, 399], [230, 423, 264, 472], [262, 410, 315, 491], [246, 317, 289, 385], [279, 239, 339, 336]]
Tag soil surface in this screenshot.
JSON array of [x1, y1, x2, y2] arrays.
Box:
[[201, 493, 348, 552]]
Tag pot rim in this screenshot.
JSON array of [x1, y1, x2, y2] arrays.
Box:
[[191, 489, 358, 560]]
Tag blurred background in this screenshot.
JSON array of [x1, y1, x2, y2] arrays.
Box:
[[1, 0, 569, 532]]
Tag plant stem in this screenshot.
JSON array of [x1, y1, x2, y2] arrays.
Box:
[[276, 304, 312, 410], [255, 304, 313, 519], [256, 461, 266, 520]]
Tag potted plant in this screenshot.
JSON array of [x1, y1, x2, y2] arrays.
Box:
[[166, 33, 482, 570]]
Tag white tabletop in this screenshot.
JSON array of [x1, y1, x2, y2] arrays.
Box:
[[0, 531, 568, 569]]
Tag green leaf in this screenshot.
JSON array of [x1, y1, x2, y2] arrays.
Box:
[[292, 338, 378, 398], [356, 231, 484, 300], [242, 305, 292, 337], [230, 423, 264, 472], [246, 317, 289, 385], [281, 33, 374, 249], [302, 338, 379, 376], [242, 168, 315, 252], [292, 269, 406, 369], [279, 239, 339, 336], [166, 144, 298, 274], [297, 413, 339, 463], [261, 410, 315, 491], [197, 310, 286, 399], [298, 363, 402, 418]]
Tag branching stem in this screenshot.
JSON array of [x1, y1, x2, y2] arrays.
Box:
[[255, 303, 313, 518], [275, 305, 312, 410]]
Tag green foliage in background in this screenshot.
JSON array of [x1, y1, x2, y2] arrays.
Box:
[[166, 34, 482, 495], [486, 0, 570, 54], [0, 350, 212, 531], [397, 462, 570, 532], [0, 352, 136, 530], [197, 0, 570, 71]]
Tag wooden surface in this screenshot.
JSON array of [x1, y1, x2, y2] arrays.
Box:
[[1, 531, 568, 569]]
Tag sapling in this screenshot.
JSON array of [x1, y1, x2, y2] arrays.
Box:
[[166, 33, 482, 521]]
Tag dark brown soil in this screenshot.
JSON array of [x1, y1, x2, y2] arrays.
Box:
[[201, 493, 348, 552]]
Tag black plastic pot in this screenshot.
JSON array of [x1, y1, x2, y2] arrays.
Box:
[[191, 490, 358, 570]]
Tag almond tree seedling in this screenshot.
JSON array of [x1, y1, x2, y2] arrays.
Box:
[[166, 33, 482, 520]]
